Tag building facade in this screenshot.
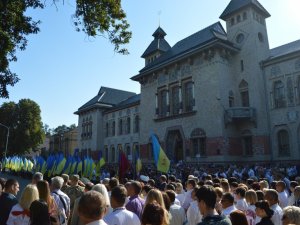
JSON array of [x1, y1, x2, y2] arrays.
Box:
[[75, 0, 300, 163]]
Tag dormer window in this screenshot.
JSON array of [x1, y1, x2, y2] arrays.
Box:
[[230, 18, 235, 26]]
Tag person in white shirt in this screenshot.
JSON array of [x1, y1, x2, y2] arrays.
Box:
[[221, 192, 237, 216], [78, 191, 108, 225], [235, 187, 248, 212], [104, 186, 140, 225], [166, 190, 186, 225], [186, 187, 202, 225], [7, 184, 39, 225], [276, 181, 288, 209], [264, 189, 283, 225], [288, 181, 298, 206], [50, 176, 71, 225], [175, 183, 185, 206], [182, 179, 196, 210]]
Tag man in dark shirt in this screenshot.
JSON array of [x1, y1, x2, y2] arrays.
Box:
[[196, 185, 232, 225], [0, 179, 19, 225]]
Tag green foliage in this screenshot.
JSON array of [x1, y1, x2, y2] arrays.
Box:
[[0, 0, 43, 98], [0, 0, 132, 98], [0, 99, 45, 155]]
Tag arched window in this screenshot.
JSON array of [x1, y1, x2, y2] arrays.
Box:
[[126, 117, 131, 134], [119, 119, 123, 135], [277, 130, 290, 156], [274, 80, 286, 108], [184, 81, 194, 112], [134, 115, 139, 133], [237, 15, 241, 23], [243, 12, 247, 20], [239, 80, 249, 107], [229, 90, 234, 107], [190, 128, 206, 157]]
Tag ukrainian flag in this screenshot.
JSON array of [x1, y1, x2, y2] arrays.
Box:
[[151, 134, 170, 173]]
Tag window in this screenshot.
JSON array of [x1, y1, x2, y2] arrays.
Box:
[[242, 130, 253, 156], [236, 33, 245, 44], [190, 128, 206, 157], [243, 12, 247, 20], [287, 77, 294, 105], [277, 130, 290, 156], [119, 119, 123, 135], [237, 15, 241, 22], [105, 122, 109, 137], [104, 146, 108, 162], [112, 121, 115, 136], [134, 115, 139, 133], [184, 81, 194, 112], [171, 86, 180, 115], [126, 117, 131, 134], [241, 60, 244, 72], [230, 18, 235, 26], [274, 80, 286, 108], [239, 80, 249, 107], [298, 77, 300, 103], [258, 32, 264, 42], [111, 146, 115, 163], [229, 91, 234, 107], [159, 90, 168, 117]]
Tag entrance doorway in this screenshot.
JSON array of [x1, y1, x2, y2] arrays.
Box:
[[166, 130, 184, 162]]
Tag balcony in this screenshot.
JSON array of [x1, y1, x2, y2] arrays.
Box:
[[224, 107, 256, 127]]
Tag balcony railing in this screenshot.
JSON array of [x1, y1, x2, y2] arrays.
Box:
[[224, 107, 256, 126]]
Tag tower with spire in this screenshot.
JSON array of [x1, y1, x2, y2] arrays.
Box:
[[141, 27, 171, 66]]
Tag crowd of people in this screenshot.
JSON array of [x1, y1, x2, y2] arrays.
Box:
[[0, 163, 300, 225]]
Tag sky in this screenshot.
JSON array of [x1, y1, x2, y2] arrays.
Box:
[[1, 0, 300, 129]]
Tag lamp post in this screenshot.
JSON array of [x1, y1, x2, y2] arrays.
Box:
[[0, 123, 9, 159]]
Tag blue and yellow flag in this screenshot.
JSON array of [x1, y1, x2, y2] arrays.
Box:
[[151, 134, 170, 173]]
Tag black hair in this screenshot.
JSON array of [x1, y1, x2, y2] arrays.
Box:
[[195, 185, 217, 209], [30, 200, 50, 225]]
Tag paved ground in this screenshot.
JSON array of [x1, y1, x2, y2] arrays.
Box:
[[0, 172, 31, 199]]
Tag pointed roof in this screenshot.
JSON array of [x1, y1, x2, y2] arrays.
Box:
[[141, 26, 171, 58], [220, 0, 270, 20], [75, 87, 136, 114], [152, 27, 167, 38], [132, 22, 238, 81]]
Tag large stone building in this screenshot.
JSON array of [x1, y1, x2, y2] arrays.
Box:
[[75, 0, 300, 163]]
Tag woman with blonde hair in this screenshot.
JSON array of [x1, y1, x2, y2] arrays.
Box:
[[37, 180, 58, 218], [144, 189, 169, 225], [7, 184, 39, 225], [245, 190, 260, 225]]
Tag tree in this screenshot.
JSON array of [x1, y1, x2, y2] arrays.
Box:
[[0, 99, 45, 155], [0, 0, 131, 98]]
